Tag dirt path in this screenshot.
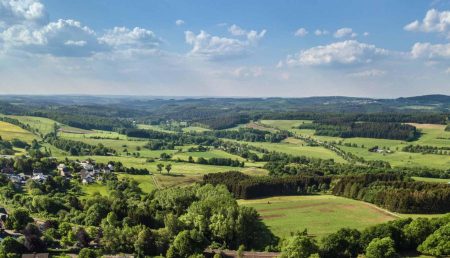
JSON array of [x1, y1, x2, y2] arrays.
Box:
[[151, 175, 162, 189]]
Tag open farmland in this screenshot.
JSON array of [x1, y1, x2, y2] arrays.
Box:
[[0, 120, 37, 143], [235, 138, 348, 163], [239, 195, 398, 238]]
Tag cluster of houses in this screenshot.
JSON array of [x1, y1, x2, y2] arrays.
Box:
[[77, 160, 114, 184], [0, 160, 114, 186]]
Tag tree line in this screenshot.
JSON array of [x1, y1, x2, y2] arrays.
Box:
[[279, 214, 450, 258], [332, 174, 450, 213], [403, 144, 450, 155], [203, 171, 331, 199], [300, 122, 420, 141]]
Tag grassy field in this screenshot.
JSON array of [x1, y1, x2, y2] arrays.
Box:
[[117, 174, 156, 193], [0, 121, 38, 143], [7, 115, 58, 135], [261, 119, 450, 169], [234, 138, 348, 163], [259, 120, 312, 130], [412, 176, 450, 183], [172, 149, 246, 162], [239, 195, 397, 238]]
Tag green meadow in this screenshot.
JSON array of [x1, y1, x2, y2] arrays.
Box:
[[239, 195, 398, 238], [0, 121, 38, 143]]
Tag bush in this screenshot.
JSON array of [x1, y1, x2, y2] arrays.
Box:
[[365, 237, 398, 258]]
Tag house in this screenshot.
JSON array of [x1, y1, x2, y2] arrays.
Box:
[[107, 163, 114, 171], [32, 172, 48, 182], [57, 164, 71, 177], [80, 169, 95, 184], [80, 161, 94, 171]]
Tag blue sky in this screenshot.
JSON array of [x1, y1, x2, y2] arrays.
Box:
[[1, 0, 450, 97]]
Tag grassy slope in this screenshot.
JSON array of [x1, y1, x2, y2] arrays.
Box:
[[239, 195, 398, 238], [262, 120, 450, 169], [412, 176, 450, 183], [0, 121, 37, 143]]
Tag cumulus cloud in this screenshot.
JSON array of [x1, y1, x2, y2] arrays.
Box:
[[1, 19, 104, 56], [411, 42, 450, 59], [314, 29, 329, 36], [347, 69, 386, 78], [334, 27, 357, 38], [404, 9, 450, 37], [185, 25, 266, 60], [232, 66, 263, 78], [294, 28, 308, 37], [175, 19, 185, 26], [285, 40, 388, 66], [0, 0, 161, 57], [0, 0, 47, 28], [99, 27, 160, 49]]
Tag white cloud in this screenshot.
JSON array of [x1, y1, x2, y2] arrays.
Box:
[[294, 27, 308, 37], [334, 27, 357, 38], [1, 19, 104, 56], [411, 42, 450, 59], [185, 26, 266, 60], [228, 24, 247, 36], [0, 0, 161, 57], [446, 67, 450, 73], [314, 29, 329, 36], [175, 19, 185, 26], [0, 0, 47, 28], [404, 9, 450, 37], [64, 40, 87, 46], [99, 27, 160, 49], [232, 66, 263, 78], [347, 69, 386, 78], [286, 40, 388, 66], [363, 32, 369, 36]]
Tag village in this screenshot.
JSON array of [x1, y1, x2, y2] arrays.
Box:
[[0, 160, 115, 187]]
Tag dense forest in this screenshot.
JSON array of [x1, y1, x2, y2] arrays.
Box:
[[300, 122, 420, 141], [204, 172, 332, 199], [333, 174, 450, 213]]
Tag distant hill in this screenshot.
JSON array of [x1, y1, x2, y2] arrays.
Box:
[[397, 94, 450, 104]]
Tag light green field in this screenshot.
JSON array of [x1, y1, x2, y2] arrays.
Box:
[[259, 120, 312, 130], [81, 174, 156, 196], [117, 174, 156, 193], [0, 121, 38, 143], [81, 182, 109, 197], [412, 177, 450, 183], [182, 126, 211, 133], [239, 195, 397, 238], [263, 120, 450, 169], [7, 115, 91, 136], [137, 124, 175, 134], [7, 115, 58, 135], [234, 138, 347, 163], [411, 123, 450, 148], [172, 149, 246, 162]]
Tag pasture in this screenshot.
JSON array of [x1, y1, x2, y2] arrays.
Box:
[[260, 119, 450, 169], [239, 195, 397, 238], [236, 139, 348, 163], [0, 121, 37, 143]]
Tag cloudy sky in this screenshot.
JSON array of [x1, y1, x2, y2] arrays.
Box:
[[1, 0, 450, 97]]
